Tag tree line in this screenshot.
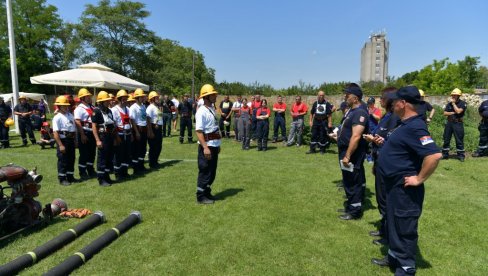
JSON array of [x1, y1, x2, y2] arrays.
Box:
[[1, 0, 487, 96]]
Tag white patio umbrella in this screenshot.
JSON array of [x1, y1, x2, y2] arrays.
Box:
[[30, 62, 149, 91]]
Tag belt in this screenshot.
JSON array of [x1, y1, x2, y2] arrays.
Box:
[[61, 131, 76, 139], [204, 132, 221, 141], [137, 126, 147, 133], [447, 117, 463, 123], [151, 123, 162, 129]]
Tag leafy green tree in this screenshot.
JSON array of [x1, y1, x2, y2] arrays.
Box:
[[0, 0, 63, 92], [76, 0, 156, 84], [148, 38, 215, 95]]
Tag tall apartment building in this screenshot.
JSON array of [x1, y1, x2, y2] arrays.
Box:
[[360, 32, 389, 84]]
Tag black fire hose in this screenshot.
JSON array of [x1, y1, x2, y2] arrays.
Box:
[[0, 211, 105, 276], [44, 211, 142, 276]]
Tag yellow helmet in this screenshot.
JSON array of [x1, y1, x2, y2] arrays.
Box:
[[54, 95, 71, 106], [127, 94, 136, 102], [18, 95, 27, 100], [116, 89, 129, 99], [4, 117, 14, 127], [199, 84, 218, 98], [419, 89, 425, 97], [134, 88, 146, 98], [96, 91, 112, 103], [451, 88, 462, 96], [148, 91, 159, 101], [78, 88, 92, 98]]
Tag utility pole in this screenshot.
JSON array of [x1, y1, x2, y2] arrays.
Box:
[[6, 0, 20, 134], [191, 52, 195, 100]]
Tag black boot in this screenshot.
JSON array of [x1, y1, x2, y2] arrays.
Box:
[[59, 177, 71, 186], [87, 167, 97, 178], [197, 194, 214, 204], [441, 150, 449, 160], [67, 174, 79, 184], [98, 177, 111, 187]]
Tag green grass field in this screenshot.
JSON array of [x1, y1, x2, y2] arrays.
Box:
[[0, 113, 487, 275]]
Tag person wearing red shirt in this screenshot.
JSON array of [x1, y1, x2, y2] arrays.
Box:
[[367, 97, 382, 133], [255, 99, 271, 151], [272, 95, 287, 143], [286, 95, 308, 147], [251, 94, 262, 140]]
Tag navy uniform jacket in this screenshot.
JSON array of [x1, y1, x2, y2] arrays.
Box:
[[378, 115, 439, 179], [417, 101, 433, 121], [337, 106, 369, 164], [479, 100, 488, 119], [444, 100, 467, 120], [372, 112, 400, 155], [14, 103, 33, 121], [0, 103, 12, 120], [178, 101, 193, 117]]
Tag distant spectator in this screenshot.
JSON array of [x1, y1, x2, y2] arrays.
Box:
[[31, 109, 43, 131]]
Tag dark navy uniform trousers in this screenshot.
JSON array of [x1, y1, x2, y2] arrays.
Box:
[[148, 124, 163, 167], [57, 137, 76, 182], [442, 121, 464, 157], [385, 173, 424, 276], [78, 131, 96, 176], [197, 145, 219, 198], [339, 149, 366, 218]]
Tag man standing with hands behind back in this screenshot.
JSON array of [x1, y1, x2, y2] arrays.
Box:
[[195, 84, 222, 204]]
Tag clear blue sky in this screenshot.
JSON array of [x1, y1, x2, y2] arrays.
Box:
[[46, 0, 488, 89]]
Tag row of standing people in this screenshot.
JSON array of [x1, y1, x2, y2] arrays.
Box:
[[220, 94, 336, 153], [51, 88, 167, 187]]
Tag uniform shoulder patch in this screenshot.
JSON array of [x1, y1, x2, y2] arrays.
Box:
[[359, 116, 365, 123], [419, 136, 434, 145]]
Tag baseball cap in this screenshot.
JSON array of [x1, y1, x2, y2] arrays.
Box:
[[389, 86, 424, 104], [343, 86, 363, 100]]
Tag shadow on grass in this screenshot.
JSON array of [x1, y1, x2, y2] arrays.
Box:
[[0, 217, 67, 249], [363, 187, 375, 212], [155, 159, 183, 169], [215, 188, 244, 201]]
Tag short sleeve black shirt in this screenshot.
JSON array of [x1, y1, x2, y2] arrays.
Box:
[[444, 100, 467, 120]]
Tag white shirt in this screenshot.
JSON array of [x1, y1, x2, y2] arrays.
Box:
[[52, 112, 76, 138], [197, 98, 204, 109], [171, 98, 180, 108], [146, 103, 163, 125], [111, 105, 131, 131], [195, 105, 221, 147], [129, 103, 147, 126], [232, 101, 243, 109], [74, 103, 93, 130]]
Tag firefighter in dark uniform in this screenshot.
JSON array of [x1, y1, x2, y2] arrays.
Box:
[[74, 88, 97, 179], [111, 90, 133, 180], [363, 87, 400, 245], [372, 86, 442, 276], [442, 88, 467, 161], [178, 94, 194, 143], [92, 91, 117, 187], [255, 99, 271, 151], [195, 84, 222, 204], [13, 95, 37, 146], [308, 91, 333, 154], [52, 96, 77, 186], [336, 86, 369, 220], [0, 96, 12, 148], [473, 99, 488, 157], [129, 88, 154, 173], [218, 95, 233, 138]]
